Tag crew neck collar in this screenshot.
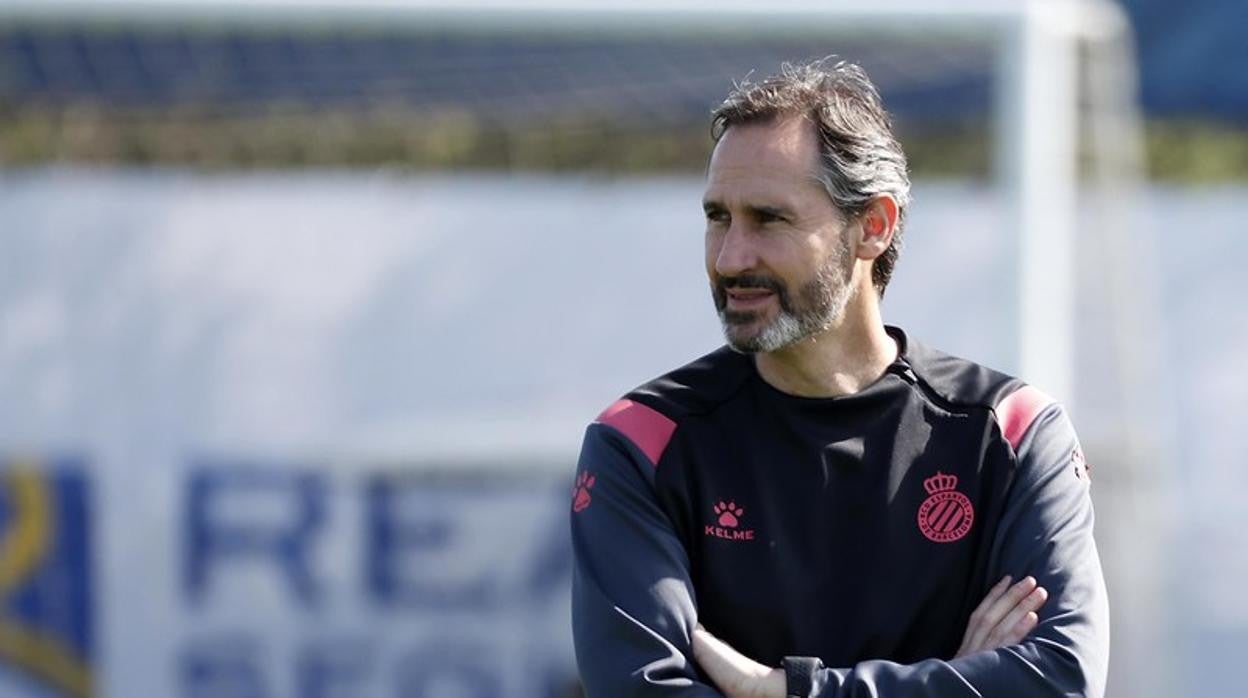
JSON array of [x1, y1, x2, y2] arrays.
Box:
[[750, 325, 914, 405]]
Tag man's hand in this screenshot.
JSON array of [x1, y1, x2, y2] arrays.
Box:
[[693, 575, 1048, 697], [955, 575, 1048, 658], [691, 625, 786, 698]]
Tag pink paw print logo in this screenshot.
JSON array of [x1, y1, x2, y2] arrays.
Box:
[[572, 472, 596, 513], [713, 501, 744, 528]]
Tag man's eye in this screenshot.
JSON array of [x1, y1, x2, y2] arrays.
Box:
[[759, 212, 785, 224], [706, 211, 730, 224]]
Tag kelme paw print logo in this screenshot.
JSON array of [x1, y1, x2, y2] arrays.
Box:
[[713, 501, 744, 528], [572, 472, 596, 513], [704, 499, 755, 542]]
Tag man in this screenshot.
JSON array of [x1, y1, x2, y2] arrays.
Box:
[[569, 59, 1109, 697]]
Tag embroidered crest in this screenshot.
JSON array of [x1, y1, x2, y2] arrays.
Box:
[[916, 471, 974, 543]]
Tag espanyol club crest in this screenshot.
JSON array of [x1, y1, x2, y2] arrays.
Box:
[[916, 471, 974, 543]]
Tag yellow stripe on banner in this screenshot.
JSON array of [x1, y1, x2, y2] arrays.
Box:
[[0, 466, 52, 600], [0, 465, 92, 696], [0, 621, 92, 698]]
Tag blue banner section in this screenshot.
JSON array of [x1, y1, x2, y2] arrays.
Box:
[[0, 462, 93, 698], [1130, 0, 1248, 120], [177, 462, 577, 698]]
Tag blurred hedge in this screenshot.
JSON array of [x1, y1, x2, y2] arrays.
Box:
[[1, 102, 1244, 180]]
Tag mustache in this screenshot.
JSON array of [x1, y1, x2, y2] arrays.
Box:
[[719, 274, 785, 294], [713, 274, 792, 313]]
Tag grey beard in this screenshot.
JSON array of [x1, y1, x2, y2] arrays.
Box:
[[721, 306, 804, 353], [717, 251, 854, 354]]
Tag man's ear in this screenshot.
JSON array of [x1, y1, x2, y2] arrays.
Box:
[[855, 195, 899, 261]]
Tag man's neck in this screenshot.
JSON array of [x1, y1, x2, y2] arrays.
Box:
[[753, 298, 898, 399]]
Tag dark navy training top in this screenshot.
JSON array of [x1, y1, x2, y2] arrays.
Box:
[[570, 327, 1109, 697]]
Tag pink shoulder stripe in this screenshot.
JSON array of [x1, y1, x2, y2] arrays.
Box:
[[596, 399, 677, 467], [996, 385, 1056, 452]]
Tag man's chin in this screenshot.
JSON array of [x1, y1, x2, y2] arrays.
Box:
[[720, 312, 808, 354], [721, 322, 772, 354]]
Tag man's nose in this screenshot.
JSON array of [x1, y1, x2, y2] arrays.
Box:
[[714, 224, 758, 277]]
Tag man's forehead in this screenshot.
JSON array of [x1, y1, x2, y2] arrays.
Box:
[[704, 161, 818, 191], [704, 118, 824, 200]]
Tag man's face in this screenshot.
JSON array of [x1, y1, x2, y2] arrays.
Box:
[[702, 117, 857, 354]]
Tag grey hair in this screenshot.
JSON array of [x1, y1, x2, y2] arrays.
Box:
[[710, 58, 912, 295]]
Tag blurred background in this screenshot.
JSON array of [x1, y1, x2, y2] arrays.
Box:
[[0, 0, 1243, 696]]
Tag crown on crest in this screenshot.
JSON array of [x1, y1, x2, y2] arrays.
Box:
[[923, 471, 958, 495]]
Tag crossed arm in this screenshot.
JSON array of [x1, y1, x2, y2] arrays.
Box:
[[691, 575, 1049, 698], [571, 405, 1109, 697]]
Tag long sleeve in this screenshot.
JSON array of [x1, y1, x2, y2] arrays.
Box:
[[784, 403, 1110, 697], [571, 420, 723, 697]]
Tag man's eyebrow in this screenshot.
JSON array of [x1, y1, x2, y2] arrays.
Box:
[[748, 204, 791, 219], [702, 200, 793, 217]]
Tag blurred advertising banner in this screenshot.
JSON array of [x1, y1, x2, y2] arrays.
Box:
[[0, 464, 92, 698], [1, 171, 671, 697], [0, 462, 574, 698], [177, 466, 573, 698]]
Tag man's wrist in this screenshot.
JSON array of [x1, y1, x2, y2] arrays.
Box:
[[760, 666, 787, 698]]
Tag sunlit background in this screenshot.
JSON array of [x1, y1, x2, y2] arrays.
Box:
[[0, 0, 1244, 696]]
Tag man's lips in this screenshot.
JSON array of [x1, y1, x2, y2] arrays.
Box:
[[725, 289, 775, 309]]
